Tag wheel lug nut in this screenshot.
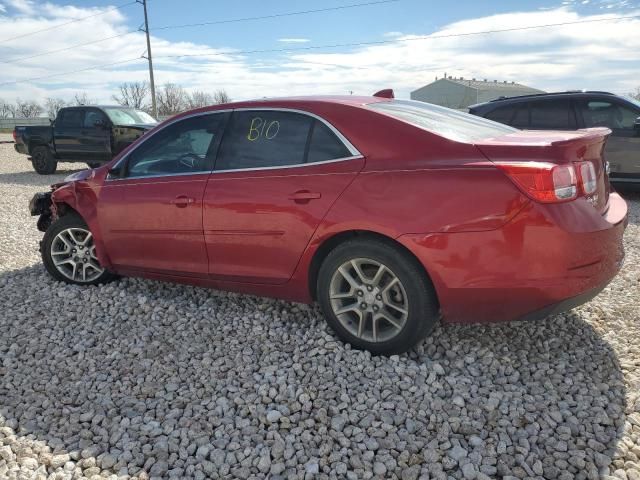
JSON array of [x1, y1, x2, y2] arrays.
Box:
[[357, 290, 363, 296], [367, 285, 373, 292], [376, 294, 382, 300], [373, 305, 379, 312], [360, 303, 367, 309]]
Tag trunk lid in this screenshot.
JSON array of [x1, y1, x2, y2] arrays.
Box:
[[475, 128, 611, 213]]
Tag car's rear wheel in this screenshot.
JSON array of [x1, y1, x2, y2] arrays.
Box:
[[317, 238, 439, 355], [31, 146, 57, 175], [42, 214, 116, 285]]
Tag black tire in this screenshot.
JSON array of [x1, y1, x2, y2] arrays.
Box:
[[317, 238, 439, 355], [31, 146, 58, 175], [42, 213, 117, 286], [87, 162, 102, 169]]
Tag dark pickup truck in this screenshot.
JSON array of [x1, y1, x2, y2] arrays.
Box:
[[13, 105, 157, 174]]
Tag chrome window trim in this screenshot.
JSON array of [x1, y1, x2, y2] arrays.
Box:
[[211, 154, 364, 174], [106, 107, 361, 182]]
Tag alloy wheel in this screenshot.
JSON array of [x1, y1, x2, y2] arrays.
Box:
[[50, 227, 104, 283], [329, 258, 409, 343]]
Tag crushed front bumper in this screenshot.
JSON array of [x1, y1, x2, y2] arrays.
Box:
[[29, 191, 52, 216]]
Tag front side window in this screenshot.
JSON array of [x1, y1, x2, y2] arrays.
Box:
[[578, 100, 639, 130], [125, 113, 224, 178], [58, 110, 84, 128], [529, 99, 576, 129], [84, 109, 108, 128]]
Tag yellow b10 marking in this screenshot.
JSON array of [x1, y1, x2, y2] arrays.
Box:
[[247, 117, 280, 141]]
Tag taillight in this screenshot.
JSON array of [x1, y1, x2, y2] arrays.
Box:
[[496, 162, 577, 203], [578, 161, 597, 195], [12, 129, 17, 142]]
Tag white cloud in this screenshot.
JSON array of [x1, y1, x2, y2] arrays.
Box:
[[0, 4, 639, 105], [277, 38, 311, 43], [5, 0, 34, 14]]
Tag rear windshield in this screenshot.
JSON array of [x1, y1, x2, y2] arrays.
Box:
[[622, 96, 640, 110], [368, 99, 517, 142], [103, 108, 157, 125]]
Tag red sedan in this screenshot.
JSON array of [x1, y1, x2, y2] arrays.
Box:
[[30, 93, 628, 354]]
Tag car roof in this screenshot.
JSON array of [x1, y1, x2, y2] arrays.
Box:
[[208, 95, 388, 110], [64, 105, 142, 109], [468, 91, 620, 110]]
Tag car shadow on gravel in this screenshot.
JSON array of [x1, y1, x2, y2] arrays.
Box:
[[0, 264, 629, 479], [0, 167, 86, 188]]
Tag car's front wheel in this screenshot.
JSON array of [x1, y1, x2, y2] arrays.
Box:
[[317, 238, 439, 355], [42, 214, 116, 285]]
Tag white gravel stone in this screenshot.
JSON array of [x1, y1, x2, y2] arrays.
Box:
[[0, 136, 639, 478]]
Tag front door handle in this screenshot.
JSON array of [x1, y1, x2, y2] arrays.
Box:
[[170, 195, 195, 208], [288, 190, 321, 204]]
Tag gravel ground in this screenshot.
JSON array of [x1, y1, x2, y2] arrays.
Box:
[[0, 134, 639, 480]]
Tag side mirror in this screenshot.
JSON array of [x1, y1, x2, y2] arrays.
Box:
[[107, 165, 122, 178]]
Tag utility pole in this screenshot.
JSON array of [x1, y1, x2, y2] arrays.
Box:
[[140, 0, 157, 118]]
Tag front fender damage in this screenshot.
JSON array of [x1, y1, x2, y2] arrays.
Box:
[[29, 181, 75, 232]]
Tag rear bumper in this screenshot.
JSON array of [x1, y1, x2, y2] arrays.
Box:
[[14, 143, 27, 155], [398, 193, 628, 324]]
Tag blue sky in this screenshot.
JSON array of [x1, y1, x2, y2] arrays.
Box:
[[0, 0, 639, 104]]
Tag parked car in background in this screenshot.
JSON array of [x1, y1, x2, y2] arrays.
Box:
[[13, 105, 157, 174], [469, 91, 640, 185], [29, 95, 627, 354]]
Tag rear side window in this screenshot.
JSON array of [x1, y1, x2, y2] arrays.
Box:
[[485, 105, 517, 124], [530, 100, 576, 129], [58, 110, 84, 128], [307, 121, 352, 163], [368, 100, 517, 142], [510, 104, 530, 128], [484, 103, 529, 128], [216, 111, 315, 170]]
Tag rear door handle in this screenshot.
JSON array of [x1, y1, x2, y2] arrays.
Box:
[[288, 190, 321, 203], [170, 195, 195, 208]]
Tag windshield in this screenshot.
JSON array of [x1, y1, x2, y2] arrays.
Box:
[[368, 99, 517, 142], [103, 108, 157, 125], [622, 96, 640, 110]]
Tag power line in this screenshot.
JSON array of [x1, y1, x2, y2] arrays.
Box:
[[153, 0, 400, 31], [0, 0, 137, 44], [0, 0, 399, 65], [0, 57, 143, 87], [1, 13, 638, 87], [0, 31, 138, 64], [153, 14, 640, 61]]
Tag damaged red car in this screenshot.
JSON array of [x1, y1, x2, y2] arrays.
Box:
[[29, 94, 628, 354]]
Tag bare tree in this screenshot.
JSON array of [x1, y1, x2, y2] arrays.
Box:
[[213, 89, 230, 104], [72, 92, 93, 106], [187, 90, 214, 109], [156, 83, 189, 116], [629, 87, 640, 101], [44, 97, 67, 119], [112, 81, 150, 109], [0, 99, 13, 119], [14, 99, 43, 118]]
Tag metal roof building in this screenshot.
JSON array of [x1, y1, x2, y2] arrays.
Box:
[[410, 75, 545, 109]]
